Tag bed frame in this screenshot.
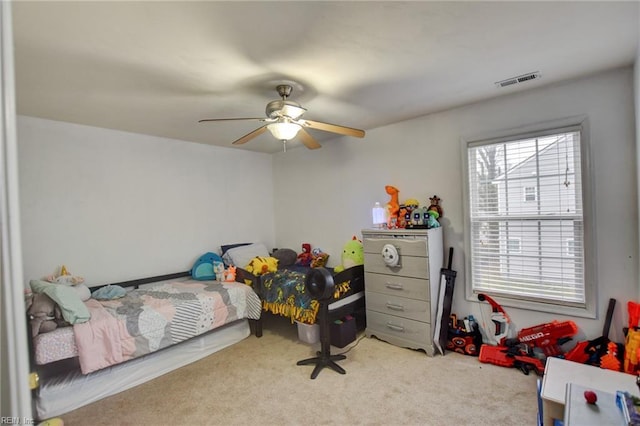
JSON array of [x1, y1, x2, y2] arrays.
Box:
[[27, 270, 262, 420], [234, 265, 366, 336]]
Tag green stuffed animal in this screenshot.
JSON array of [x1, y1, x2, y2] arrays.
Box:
[[334, 236, 364, 273]]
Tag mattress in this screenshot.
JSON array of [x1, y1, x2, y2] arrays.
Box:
[[36, 319, 250, 420], [33, 326, 77, 365], [32, 278, 261, 368]]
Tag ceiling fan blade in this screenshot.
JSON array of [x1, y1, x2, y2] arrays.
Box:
[[232, 125, 268, 145], [198, 117, 265, 123], [298, 128, 321, 150], [301, 119, 365, 138]]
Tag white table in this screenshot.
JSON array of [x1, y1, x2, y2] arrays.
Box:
[[563, 383, 622, 425], [541, 357, 638, 426]]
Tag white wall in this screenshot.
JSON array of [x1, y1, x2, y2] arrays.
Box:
[[18, 116, 275, 285], [636, 25, 640, 300], [273, 67, 637, 341]]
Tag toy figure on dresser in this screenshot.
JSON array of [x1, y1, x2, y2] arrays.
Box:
[[385, 185, 400, 229], [428, 195, 443, 218], [408, 206, 429, 228], [427, 210, 441, 228], [399, 198, 420, 228]]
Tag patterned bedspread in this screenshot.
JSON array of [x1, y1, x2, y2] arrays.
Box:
[[260, 268, 353, 325], [73, 279, 261, 374]]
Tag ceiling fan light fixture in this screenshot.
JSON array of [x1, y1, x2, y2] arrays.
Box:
[[267, 122, 302, 141]]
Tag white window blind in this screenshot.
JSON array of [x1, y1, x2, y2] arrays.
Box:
[[467, 128, 585, 306]]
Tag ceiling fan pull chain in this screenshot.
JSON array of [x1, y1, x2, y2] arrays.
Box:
[[282, 140, 287, 153]]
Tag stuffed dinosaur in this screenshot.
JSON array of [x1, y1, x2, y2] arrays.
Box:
[[334, 236, 364, 273]]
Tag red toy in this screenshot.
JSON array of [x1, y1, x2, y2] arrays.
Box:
[[515, 320, 578, 357], [477, 293, 512, 346], [584, 390, 598, 404], [296, 243, 313, 266], [478, 343, 545, 375]]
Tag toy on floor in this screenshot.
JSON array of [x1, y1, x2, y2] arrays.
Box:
[[512, 320, 578, 357], [478, 342, 545, 375], [601, 341, 622, 371], [334, 236, 364, 273], [477, 293, 513, 346]]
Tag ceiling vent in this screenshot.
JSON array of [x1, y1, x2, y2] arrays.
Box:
[[495, 71, 541, 88]]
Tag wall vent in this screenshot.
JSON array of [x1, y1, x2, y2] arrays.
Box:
[[495, 71, 541, 88]]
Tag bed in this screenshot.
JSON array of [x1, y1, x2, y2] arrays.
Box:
[[27, 271, 262, 420], [235, 264, 366, 336]]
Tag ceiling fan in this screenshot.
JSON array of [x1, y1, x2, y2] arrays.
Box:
[[199, 84, 365, 151]]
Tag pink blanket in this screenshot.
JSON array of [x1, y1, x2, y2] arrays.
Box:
[[73, 299, 134, 374]]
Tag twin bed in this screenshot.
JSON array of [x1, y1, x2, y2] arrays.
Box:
[[29, 261, 365, 420]]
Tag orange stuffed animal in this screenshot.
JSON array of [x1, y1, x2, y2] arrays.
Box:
[[385, 185, 400, 228]]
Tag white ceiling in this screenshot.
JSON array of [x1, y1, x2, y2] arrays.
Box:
[[11, 1, 640, 154]]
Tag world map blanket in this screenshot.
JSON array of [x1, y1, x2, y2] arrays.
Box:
[[74, 279, 261, 374]]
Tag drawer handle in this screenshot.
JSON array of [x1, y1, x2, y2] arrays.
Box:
[[386, 322, 405, 332], [386, 302, 405, 311], [385, 283, 403, 290]]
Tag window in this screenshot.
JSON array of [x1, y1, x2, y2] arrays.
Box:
[[464, 121, 594, 315], [523, 186, 537, 202], [507, 238, 521, 254]]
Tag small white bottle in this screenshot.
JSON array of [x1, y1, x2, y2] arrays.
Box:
[[372, 202, 386, 229]]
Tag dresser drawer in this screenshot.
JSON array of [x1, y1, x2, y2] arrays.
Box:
[[364, 253, 430, 280], [365, 291, 430, 322], [364, 272, 429, 300], [363, 236, 428, 257], [366, 311, 431, 346]]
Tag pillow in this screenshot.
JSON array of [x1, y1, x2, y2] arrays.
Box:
[[72, 284, 92, 301], [222, 243, 269, 268], [272, 248, 297, 267], [221, 243, 251, 255], [191, 252, 224, 280], [30, 279, 90, 324]]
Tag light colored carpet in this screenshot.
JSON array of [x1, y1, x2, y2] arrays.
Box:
[[61, 316, 538, 425]]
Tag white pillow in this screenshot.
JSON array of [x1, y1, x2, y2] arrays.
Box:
[[223, 243, 270, 268]]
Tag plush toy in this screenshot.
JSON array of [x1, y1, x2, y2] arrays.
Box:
[[272, 248, 297, 267], [334, 236, 364, 273], [223, 265, 237, 282], [385, 185, 400, 228], [310, 248, 330, 268], [27, 292, 64, 336], [45, 265, 84, 285], [245, 256, 278, 276], [428, 195, 443, 217], [427, 210, 440, 228], [296, 243, 313, 266]]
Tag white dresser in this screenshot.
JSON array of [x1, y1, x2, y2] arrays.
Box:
[[362, 227, 443, 356]]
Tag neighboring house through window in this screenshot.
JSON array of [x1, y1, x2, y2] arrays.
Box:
[[463, 118, 595, 317]]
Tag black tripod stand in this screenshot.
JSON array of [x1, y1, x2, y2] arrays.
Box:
[[296, 267, 347, 379]]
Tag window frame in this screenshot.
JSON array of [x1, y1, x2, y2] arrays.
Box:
[[461, 116, 597, 318]]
